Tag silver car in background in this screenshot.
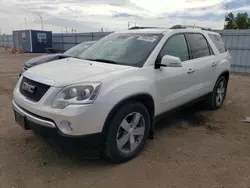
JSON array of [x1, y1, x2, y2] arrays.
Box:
[[20, 41, 96, 75]]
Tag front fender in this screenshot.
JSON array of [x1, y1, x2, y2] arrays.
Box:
[[97, 76, 157, 106]]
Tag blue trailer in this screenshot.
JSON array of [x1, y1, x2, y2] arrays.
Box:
[[13, 30, 52, 53]]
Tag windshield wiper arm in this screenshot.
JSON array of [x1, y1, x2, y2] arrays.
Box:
[[85, 58, 118, 64]]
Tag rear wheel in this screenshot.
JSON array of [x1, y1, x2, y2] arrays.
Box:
[[205, 76, 228, 110], [103, 102, 150, 163]]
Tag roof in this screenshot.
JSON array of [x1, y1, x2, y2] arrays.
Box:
[[116, 27, 218, 35], [116, 28, 169, 34], [163, 28, 218, 34]]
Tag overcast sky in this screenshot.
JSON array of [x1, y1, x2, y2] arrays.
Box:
[[0, 0, 250, 34]]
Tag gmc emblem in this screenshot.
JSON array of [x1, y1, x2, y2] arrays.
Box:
[[21, 82, 36, 94]]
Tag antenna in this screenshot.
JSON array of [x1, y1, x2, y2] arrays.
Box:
[[128, 22, 137, 29]]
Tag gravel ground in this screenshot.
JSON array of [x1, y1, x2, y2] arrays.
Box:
[[1, 48, 250, 188]]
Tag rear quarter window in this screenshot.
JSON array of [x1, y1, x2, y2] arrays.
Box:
[[208, 34, 227, 54]]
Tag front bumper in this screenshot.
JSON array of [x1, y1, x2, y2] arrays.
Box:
[[13, 100, 56, 128], [13, 100, 104, 151], [12, 94, 113, 136]]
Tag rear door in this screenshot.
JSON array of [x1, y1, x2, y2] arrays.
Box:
[[185, 33, 215, 97], [154, 34, 197, 114], [208, 33, 230, 83]]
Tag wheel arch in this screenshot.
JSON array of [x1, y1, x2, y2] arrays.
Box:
[[206, 70, 229, 110], [219, 70, 229, 82], [101, 93, 155, 142]]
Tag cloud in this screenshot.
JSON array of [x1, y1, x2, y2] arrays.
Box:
[[130, 0, 230, 15], [112, 13, 141, 18], [0, 0, 250, 34]]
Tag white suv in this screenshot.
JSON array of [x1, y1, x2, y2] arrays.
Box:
[[13, 25, 231, 163]]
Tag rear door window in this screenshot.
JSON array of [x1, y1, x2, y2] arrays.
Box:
[[186, 33, 211, 59], [208, 34, 227, 53]]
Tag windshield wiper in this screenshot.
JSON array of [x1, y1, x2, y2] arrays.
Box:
[[72, 56, 83, 60], [84, 58, 118, 64]]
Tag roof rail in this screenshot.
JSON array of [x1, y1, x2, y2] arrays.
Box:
[[128, 26, 164, 30], [170, 25, 213, 31]]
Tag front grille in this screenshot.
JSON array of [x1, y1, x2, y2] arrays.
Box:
[[19, 77, 51, 102]]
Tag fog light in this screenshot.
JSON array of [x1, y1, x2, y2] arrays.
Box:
[[59, 121, 73, 134]]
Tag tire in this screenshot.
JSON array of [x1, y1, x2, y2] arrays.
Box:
[[103, 102, 151, 163], [205, 76, 228, 110]]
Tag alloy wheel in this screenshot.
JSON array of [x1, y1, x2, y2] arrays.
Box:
[[116, 112, 145, 153], [215, 80, 226, 107]]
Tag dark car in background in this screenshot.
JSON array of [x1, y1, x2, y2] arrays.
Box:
[[20, 41, 96, 75]]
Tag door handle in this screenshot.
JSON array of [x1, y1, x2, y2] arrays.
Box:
[[212, 62, 217, 67], [187, 68, 195, 74]]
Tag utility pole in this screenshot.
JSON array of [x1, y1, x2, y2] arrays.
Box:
[[36, 13, 43, 30], [224, 4, 228, 27], [24, 18, 27, 30], [65, 26, 68, 33]]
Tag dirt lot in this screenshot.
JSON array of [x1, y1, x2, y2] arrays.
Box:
[[1, 48, 250, 188]]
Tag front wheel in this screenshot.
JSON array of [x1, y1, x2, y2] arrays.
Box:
[[103, 102, 150, 163], [205, 76, 228, 110]]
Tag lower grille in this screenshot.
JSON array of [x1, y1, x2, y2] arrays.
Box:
[[19, 77, 51, 102]]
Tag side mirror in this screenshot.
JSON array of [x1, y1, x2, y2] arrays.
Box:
[[156, 55, 182, 69]]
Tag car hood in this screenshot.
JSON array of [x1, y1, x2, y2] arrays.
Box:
[[23, 58, 134, 87], [24, 54, 62, 68]]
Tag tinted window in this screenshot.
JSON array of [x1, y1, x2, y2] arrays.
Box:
[[78, 33, 162, 67], [158, 34, 189, 62], [186, 33, 210, 59], [208, 34, 227, 53]]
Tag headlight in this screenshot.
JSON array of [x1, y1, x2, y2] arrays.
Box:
[[52, 82, 101, 109]]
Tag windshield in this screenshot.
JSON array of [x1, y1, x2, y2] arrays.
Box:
[[77, 33, 162, 67], [63, 41, 96, 57]]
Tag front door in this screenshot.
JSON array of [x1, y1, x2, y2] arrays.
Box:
[[154, 34, 197, 115]]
